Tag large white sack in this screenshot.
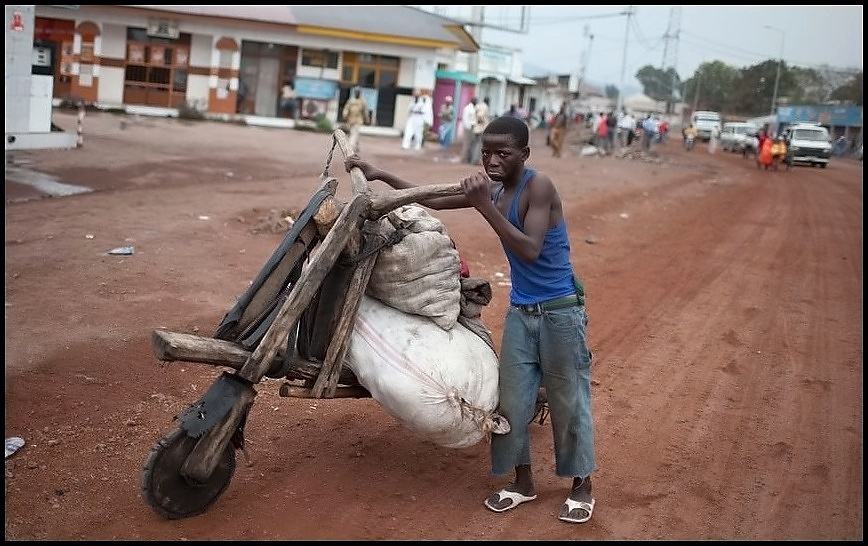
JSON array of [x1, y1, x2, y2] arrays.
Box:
[[367, 206, 461, 330], [346, 295, 506, 448]]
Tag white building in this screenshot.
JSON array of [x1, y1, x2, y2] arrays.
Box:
[[6, 5, 78, 150], [472, 44, 535, 117], [28, 5, 477, 131]]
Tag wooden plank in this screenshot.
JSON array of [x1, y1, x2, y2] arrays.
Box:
[[153, 330, 251, 366], [237, 193, 370, 384], [310, 250, 377, 398], [279, 383, 370, 399], [312, 195, 343, 237], [368, 183, 463, 218], [151, 330, 357, 384], [332, 129, 370, 196]]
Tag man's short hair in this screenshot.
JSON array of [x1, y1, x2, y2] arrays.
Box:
[[483, 116, 529, 148]]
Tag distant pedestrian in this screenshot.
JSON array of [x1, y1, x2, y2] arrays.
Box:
[[605, 111, 617, 151], [402, 90, 431, 151], [461, 97, 479, 163], [342, 88, 369, 154], [708, 125, 719, 154], [658, 120, 669, 143], [641, 115, 656, 151], [591, 112, 602, 146], [771, 136, 788, 170], [549, 103, 568, 158], [420, 90, 434, 149], [618, 111, 636, 147], [280, 80, 297, 119], [470, 97, 491, 164], [596, 113, 609, 153], [438, 96, 455, 148], [757, 136, 774, 169]]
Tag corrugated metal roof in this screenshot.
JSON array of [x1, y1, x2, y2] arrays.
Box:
[[130, 5, 477, 50]]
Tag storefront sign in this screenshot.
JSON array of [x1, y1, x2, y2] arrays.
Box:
[[778, 105, 862, 127], [295, 77, 338, 100]]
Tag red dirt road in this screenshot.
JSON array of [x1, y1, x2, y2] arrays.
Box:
[[4, 112, 862, 539]]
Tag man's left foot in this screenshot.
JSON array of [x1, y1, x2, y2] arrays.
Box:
[[558, 481, 595, 523]]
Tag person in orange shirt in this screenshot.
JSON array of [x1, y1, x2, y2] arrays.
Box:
[[771, 137, 787, 171], [757, 135, 774, 170]]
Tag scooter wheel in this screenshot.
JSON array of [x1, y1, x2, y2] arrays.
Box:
[[141, 426, 236, 519]]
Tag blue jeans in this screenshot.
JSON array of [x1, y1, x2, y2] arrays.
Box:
[[439, 123, 454, 148], [491, 304, 596, 478]]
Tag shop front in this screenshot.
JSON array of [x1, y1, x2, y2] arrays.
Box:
[[237, 40, 298, 117]]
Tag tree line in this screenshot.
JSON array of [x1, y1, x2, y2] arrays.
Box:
[[634, 60, 862, 117]]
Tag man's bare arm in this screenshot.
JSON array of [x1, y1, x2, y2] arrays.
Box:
[[462, 171, 552, 262], [345, 157, 470, 210]]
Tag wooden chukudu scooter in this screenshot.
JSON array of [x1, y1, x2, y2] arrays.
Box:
[[143, 130, 463, 519]]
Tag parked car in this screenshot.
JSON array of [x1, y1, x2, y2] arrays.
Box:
[[720, 122, 757, 152], [691, 111, 721, 141], [783, 123, 832, 168], [742, 127, 760, 158]]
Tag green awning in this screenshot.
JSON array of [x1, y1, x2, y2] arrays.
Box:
[[435, 70, 479, 84]]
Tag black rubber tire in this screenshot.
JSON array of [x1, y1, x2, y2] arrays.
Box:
[[820, 163, 827, 169], [141, 426, 236, 520]]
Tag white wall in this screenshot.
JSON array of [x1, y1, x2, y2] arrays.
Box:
[[413, 56, 436, 90], [190, 33, 212, 67], [101, 22, 126, 58], [186, 75, 211, 109], [29, 75, 52, 133], [6, 5, 35, 134], [394, 94, 413, 134], [98, 66, 125, 105], [398, 57, 415, 87]]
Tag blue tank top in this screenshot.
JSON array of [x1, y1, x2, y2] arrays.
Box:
[[493, 167, 578, 305]]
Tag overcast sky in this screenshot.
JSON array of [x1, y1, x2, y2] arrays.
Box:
[[425, 5, 863, 93]]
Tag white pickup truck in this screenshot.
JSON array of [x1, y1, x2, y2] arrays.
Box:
[[691, 111, 722, 141], [783, 123, 832, 168]]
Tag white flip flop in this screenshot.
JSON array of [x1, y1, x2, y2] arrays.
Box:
[[484, 489, 538, 513], [559, 497, 595, 523]]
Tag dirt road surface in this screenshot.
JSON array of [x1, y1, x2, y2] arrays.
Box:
[[4, 111, 862, 540]]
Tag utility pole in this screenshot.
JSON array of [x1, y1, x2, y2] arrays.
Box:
[[615, 5, 634, 115], [577, 24, 594, 102], [670, 8, 681, 111], [764, 25, 785, 118], [661, 7, 681, 114], [468, 6, 485, 78], [692, 68, 702, 114]]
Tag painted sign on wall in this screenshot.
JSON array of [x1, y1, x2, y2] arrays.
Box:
[[295, 77, 338, 100]]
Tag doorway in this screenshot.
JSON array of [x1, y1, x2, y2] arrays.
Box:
[[238, 41, 298, 117]]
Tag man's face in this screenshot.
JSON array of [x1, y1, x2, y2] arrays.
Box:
[[481, 134, 529, 182]]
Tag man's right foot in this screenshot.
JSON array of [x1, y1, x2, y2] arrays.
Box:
[[484, 482, 537, 512]]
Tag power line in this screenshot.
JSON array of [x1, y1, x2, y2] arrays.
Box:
[[679, 30, 858, 72]]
